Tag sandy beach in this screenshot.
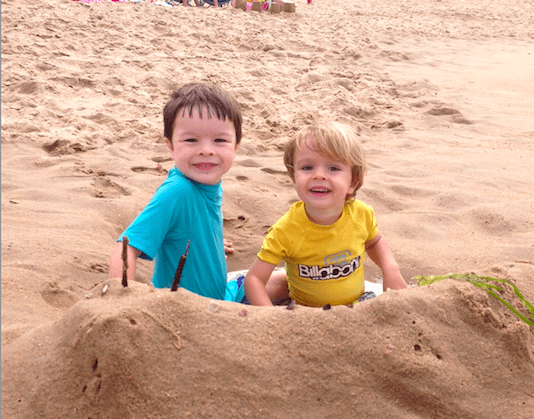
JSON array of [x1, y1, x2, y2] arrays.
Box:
[[1, 0, 533, 417]]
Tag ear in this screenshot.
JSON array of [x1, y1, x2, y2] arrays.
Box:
[[234, 140, 240, 152], [349, 179, 360, 195], [165, 138, 174, 152], [350, 168, 362, 193]]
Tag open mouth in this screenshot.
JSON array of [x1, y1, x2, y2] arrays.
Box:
[[310, 188, 330, 195], [193, 163, 217, 170]]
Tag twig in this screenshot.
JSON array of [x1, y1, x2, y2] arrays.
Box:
[[122, 236, 129, 287], [170, 240, 191, 291]]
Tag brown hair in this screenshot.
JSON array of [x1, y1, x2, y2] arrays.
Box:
[[163, 83, 242, 144], [284, 121, 367, 199]]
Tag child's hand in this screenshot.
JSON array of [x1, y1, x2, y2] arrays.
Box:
[[383, 270, 408, 291], [224, 239, 234, 258], [365, 234, 407, 291]]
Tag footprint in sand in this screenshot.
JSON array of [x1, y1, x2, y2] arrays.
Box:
[[42, 139, 90, 156], [131, 166, 168, 176], [236, 158, 262, 168], [425, 106, 473, 124], [260, 167, 287, 176], [40, 284, 79, 310], [91, 175, 131, 198], [260, 167, 293, 187], [233, 159, 292, 186]]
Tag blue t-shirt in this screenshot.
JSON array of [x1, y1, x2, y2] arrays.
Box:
[[119, 168, 227, 299]]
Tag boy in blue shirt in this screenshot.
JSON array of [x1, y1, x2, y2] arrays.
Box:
[[109, 83, 241, 300]]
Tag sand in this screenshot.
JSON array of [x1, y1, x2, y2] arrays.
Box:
[[1, 0, 533, 417]]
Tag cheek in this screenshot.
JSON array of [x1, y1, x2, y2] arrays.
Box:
[[293, 170, 306, 182], [220, 147, 237, 163], [170, 146, 182, 161], [294, 176, 308, 192]]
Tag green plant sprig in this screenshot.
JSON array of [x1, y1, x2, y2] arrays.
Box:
[[414, 273, 534, 334]]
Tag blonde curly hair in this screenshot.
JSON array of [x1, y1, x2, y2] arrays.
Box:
[[284, 121, 367, 199]]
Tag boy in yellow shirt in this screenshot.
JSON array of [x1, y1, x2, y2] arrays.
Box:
[[245, 121, 407, 306]]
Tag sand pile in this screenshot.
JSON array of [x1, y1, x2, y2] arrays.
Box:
[[2, 277, 533, 418]]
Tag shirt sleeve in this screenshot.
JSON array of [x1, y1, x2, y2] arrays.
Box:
[[257, 228, 284, 265], [359, 200, 378, 242], [256, 210, 295, 266], [119, 178, 186, 260]]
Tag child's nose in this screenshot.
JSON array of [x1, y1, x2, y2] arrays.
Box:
[[313, 167, 327, 179], [198, 142, 214, 155]]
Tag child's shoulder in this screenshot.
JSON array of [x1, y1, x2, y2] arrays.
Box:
[[153, 168, 196, 199], [286, 201, 307, 217], [163, 168, 193, 187], [155, 168, 222, 205], [271, 201, 306, 227], [345, 198, 375, 214]]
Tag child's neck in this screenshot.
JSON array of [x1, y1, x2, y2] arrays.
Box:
[[305, 206, 343, 226]]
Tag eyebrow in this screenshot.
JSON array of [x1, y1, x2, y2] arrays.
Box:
[[296, 155, 342, 164], [177, 129, 235, 137], [295, 157, 314, 164]]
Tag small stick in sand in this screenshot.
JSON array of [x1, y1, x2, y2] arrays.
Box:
[[171, 239, 191, 292], [122, 236, 129, 287]]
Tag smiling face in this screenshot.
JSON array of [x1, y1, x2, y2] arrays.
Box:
[[165, 106, 239, 185], [293, 138, 357, 225]]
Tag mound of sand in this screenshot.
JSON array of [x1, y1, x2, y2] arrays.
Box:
[[2, 0, 533, 417], [2, 277, 533, 418]]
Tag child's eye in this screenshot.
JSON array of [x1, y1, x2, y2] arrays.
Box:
[[214, 138, 228, 143], [184, 138, 197, 143], [300, 165, 313, 171], [328, 166, 341, 172]]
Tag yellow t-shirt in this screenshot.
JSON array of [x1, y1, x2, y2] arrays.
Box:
[[257, 200, 378, 307]]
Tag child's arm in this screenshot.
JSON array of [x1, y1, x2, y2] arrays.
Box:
[[224, 239, 234, 258], [365, 233, 407, 292], [109, 241, 141, 281], [244, 258, 277, 306]]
